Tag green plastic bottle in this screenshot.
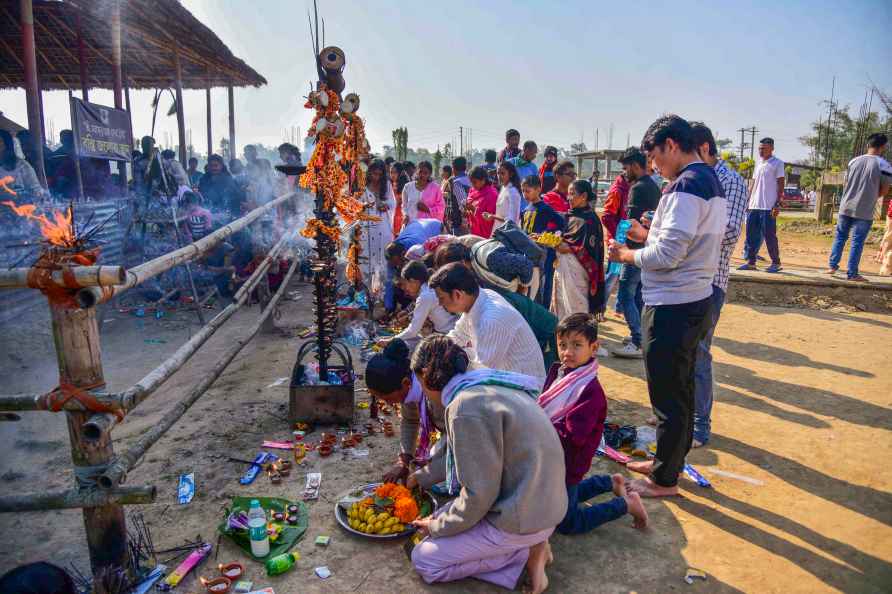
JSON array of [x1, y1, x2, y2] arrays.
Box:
[[265, 551, 300, 576]]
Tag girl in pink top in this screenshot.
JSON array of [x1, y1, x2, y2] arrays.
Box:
[[402, 160, 445, 226], [465, 165, 499, 238]]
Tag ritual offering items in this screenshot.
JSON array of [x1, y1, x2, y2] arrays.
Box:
[[158, 543, 212, 590], [218, 497, 308, 561], [303, 472, 322, 500], [290, 20, 375, 426], [218, 563, 244, 581], [201, 576, 232, 593], [240, 453, 277, 485], [178, 473, 195, 504], [335, 483, 435, 539], [293, 442, 307, 464], [534, 231, 563, 248], [265, 551, 301, 577]]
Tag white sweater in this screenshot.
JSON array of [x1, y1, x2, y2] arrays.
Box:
[[394, 283, 457, 341], [634, 162, 726, 306]]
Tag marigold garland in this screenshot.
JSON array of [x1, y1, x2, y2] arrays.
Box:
[[393, 496, 419, 523], [299, 85, 377, 266]]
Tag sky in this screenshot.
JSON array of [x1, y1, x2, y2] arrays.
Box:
[[1, 0, 890, 163]]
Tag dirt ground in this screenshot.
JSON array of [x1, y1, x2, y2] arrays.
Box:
[[1, 230, 891, 593]]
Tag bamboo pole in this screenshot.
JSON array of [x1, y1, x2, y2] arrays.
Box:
[[99, 259, 299, 489], [79, 192, 298, 305], [50, 303, 129, 574], [228, 84, 236, 159], [0, 265, 125, 290], [173, 45, 187, 168], [82, 232, 295, 440], [0, 485, 156, 513], [0, 393, 43, 411], [20, 0, 47, 188], [206, 73, 213, 158], [0, 232, 294, 417]]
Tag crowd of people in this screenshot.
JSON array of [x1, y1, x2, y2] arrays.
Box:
[[350, 115, 753, 592]]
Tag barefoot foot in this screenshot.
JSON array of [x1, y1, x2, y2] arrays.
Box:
[[626, 460, 654, 475], [545, 539, 554, 566], [524, 541, 550, 594], [611, 473, 627, 497], [625, 491, 650, 529], [627, 477, 679, 498]]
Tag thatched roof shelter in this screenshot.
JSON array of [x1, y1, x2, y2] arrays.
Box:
[[0, 0, 266, 91]]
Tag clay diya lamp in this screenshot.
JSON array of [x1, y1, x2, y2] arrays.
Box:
[[322, 433, 337, 446], [272, 511, 285, 522], [218, 563, 244, 581], [352, 433, 363, 443], [287, 504, 299, 515], [318, 444, 333, 457], [269, 473, 282, 485], [341, 436, 356, 448], [364, 422, 375, 434], [287, 514, 299, 525], [201, 576, 231, 593], [278, 460, 292, 476]]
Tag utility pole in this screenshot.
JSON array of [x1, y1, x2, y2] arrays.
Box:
[[459, 126, 463, 157], [823, 76, 836, 169], [749, 127, 758, 162], [738, 128, 746, 162]]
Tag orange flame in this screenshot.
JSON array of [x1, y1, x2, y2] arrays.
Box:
[[2, 200, 76, 247], [0, 176, 16, 196]]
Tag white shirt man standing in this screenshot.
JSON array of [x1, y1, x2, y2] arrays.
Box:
[[739, 137, 785, 273]]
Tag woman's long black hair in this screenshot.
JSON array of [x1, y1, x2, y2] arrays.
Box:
[[367, 158, 389, 202], [390, 161, 410, 194], [498, 161, 522, 194], [365, 338, 412, 393], [411, 336, 469, 391]]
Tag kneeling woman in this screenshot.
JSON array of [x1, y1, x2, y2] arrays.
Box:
[[364, 339, 445, 484], [407, 336, 567, 594]]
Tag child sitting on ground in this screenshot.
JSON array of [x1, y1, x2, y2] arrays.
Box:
[[538, 312, 649, 535]]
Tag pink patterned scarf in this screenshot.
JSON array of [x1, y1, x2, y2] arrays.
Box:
[[537, 359, 599, 423]]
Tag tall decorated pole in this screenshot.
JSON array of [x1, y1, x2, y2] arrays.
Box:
[[288, 6, 377, 424]]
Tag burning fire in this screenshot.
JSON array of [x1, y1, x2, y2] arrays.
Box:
[[2, 200, 76, 247]]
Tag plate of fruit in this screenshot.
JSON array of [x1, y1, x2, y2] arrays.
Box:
[[335, 482, 435, 539]]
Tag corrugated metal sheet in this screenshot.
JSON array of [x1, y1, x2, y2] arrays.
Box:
[[0, 198, 134, 322]]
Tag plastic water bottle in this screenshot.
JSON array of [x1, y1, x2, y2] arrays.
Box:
[[608, 218, 633, 275], [248, 499, 270, 557]]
